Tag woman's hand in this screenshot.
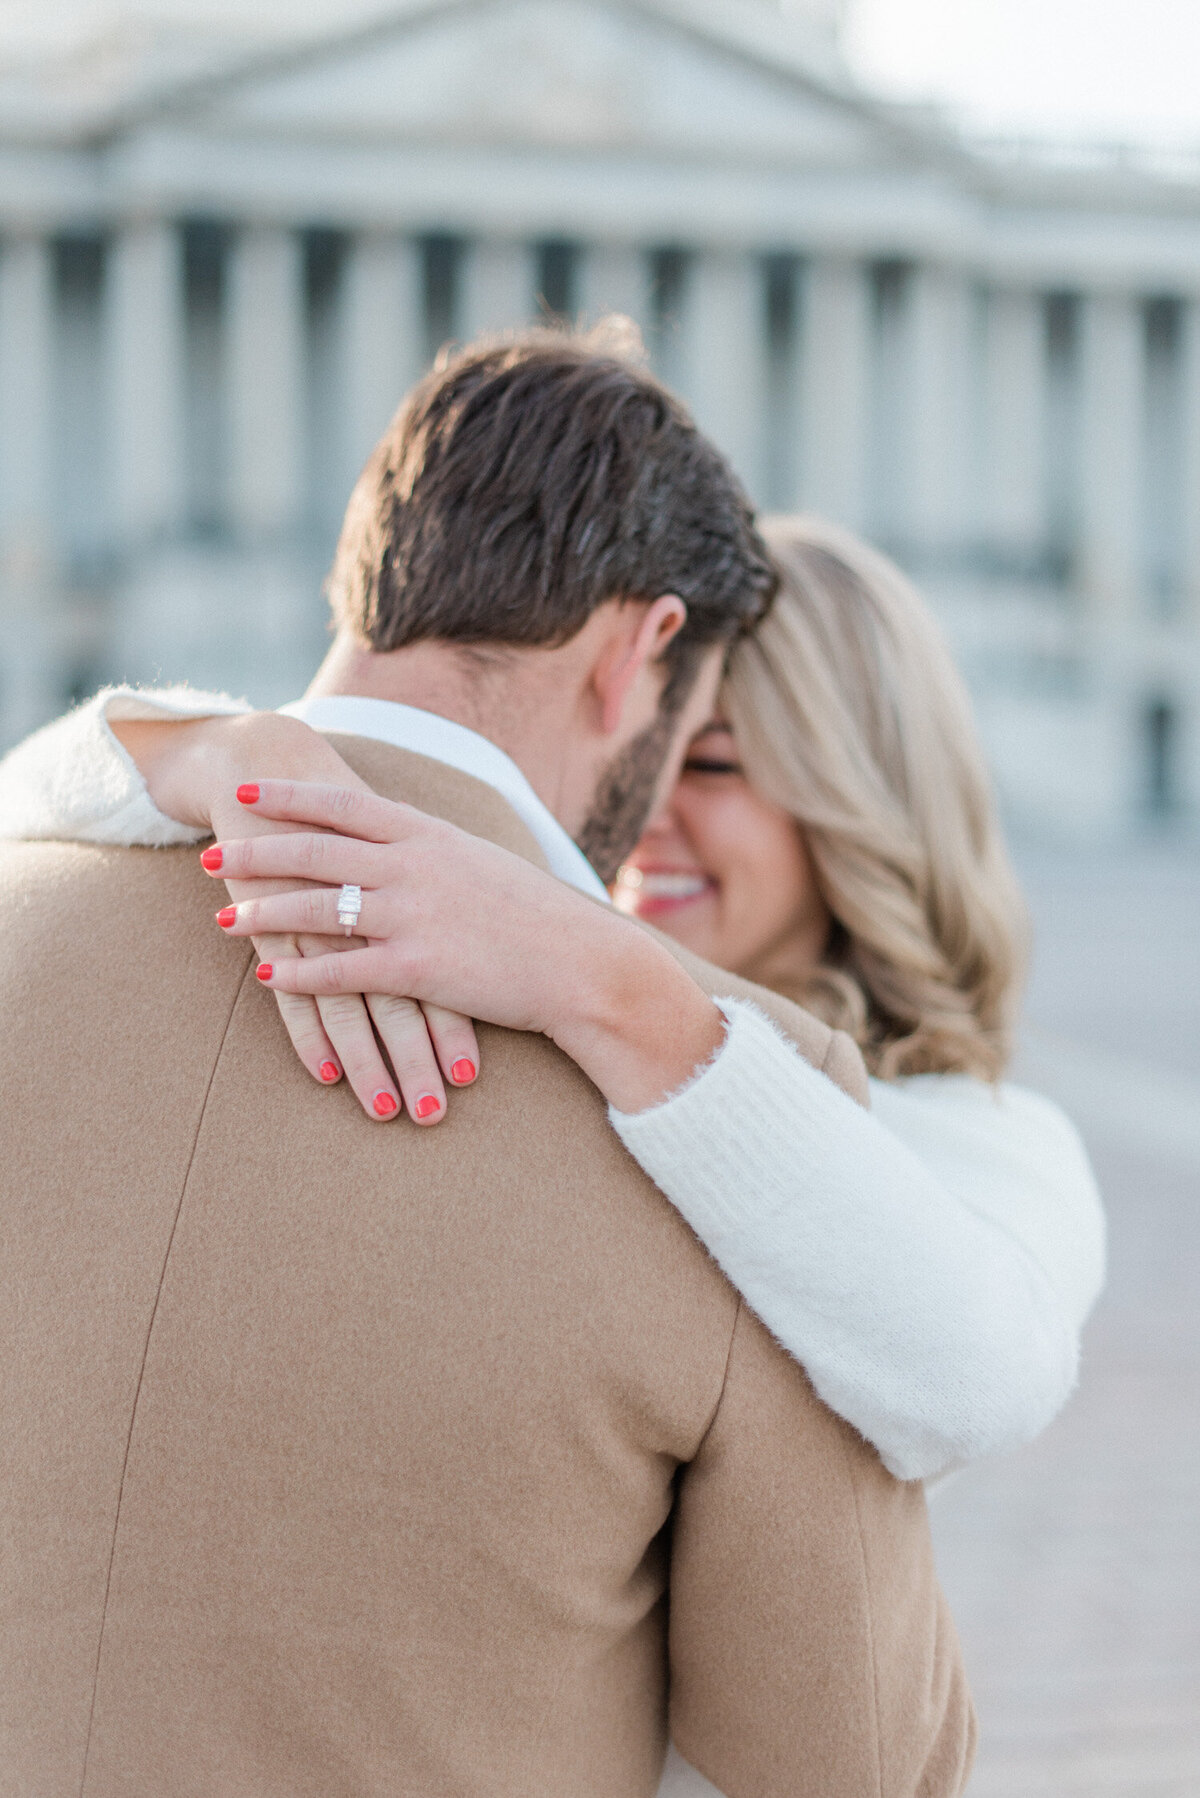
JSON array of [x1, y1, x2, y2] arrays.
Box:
[[203, 779, 728, 1115], [111, 711, 480, 1123]]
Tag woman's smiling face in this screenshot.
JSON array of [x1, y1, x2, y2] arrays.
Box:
[[614, 719, 832, 980]]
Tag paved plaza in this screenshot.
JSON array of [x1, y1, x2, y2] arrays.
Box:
[[930, 839, 1200, 1796]]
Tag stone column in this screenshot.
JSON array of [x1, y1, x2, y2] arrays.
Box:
[[1077, 290, 1145, 629], [794, 256, 872, 529], [226, 224, 306, 541], [981, 287, 1048, 561], [0, 235, 54, 545], [459, 239, 537, 341], [107, 219, 187, 548], [1177, 296, 1200, 626], [676, 249, 766, 497], [577, 243, 651, 340], [904, 262, 975, 562], [339, 232, 425, 491], [0, 233, 60, 741]]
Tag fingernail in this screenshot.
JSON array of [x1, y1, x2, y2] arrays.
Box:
[[255, 962, 273, 982], [319, 1060, 340, 1083], [237, 783, 260, 806], [451, 1059, 477, 1085], [415, 1094, 440, 1120], [215, 905, 237, 928], [200, 845, 223, 871], [373, 1092, 398, 1118]]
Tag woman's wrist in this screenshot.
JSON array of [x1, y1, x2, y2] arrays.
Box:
[[108, 716, 231, 830], [548, 914, 727, 1114], [110, 711, 363, 833]]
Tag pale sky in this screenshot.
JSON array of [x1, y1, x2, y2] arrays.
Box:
[[0, 0, 1197, 148], [844, 0, 1200, 146]]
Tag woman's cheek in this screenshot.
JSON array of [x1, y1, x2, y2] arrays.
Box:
[[705, 863, 758, 967]]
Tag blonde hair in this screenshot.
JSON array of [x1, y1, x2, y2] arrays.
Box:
[[722, 516, 1028, 1081]]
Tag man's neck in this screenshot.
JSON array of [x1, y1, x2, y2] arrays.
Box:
[[304, 635, 581, 829]]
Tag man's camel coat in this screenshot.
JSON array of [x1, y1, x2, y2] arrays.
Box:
[[0, 737, 974, 1798]]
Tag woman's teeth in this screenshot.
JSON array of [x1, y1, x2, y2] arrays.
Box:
[[626, 872, 710, 900]]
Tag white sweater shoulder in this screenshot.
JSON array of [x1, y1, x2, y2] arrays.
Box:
[[868, 1070, 1106, 1330]]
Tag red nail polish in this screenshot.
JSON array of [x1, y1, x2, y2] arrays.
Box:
[[373, 1092, 398, 1117], [200, 845, 223, 871], [451, 1059, 476, 1085], [215, 905, 237, 928], [256, 962, 273, 982], [237, 783, 260, 806], [319, 1061, 340, 1083], [415, 1094, 440, 1119]]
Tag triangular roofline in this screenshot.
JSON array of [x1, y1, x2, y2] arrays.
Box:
[[88, 0, 960, 172]]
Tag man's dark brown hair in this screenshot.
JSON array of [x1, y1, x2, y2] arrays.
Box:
[[327, 324, 776, 698]]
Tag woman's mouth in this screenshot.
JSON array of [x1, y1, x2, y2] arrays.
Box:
[[615, 866, 716, 915]]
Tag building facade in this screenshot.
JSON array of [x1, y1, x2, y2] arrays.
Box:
[[1, 0, 1198, 834]]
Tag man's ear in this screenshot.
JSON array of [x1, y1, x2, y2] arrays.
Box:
[[592, 596, 688, 736]]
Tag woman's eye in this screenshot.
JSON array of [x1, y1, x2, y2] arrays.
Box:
[[684, 758, 742, 776]]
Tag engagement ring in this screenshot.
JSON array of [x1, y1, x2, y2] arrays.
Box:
[[336, 883, 363, 935]]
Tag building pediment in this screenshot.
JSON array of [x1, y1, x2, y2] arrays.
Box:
[[164, 0, 914, 172]]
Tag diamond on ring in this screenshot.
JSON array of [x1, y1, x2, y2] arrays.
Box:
[[336, 883, 363, 934]]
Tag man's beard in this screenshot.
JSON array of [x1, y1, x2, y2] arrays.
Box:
[[574, 710, 678, 887]]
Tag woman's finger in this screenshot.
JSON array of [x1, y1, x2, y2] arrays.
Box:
[[420, 1003, 480, 1089], [289, 930, 402, 1121], [201, 833, 389, 886], [246, 928, 400, 1121], [234, 778, 422, 844], [310, 986, 402, 1122], [252, 931, 344, 1089], [217, 887, 388, 941], [254, 947, 394, 997], [365, 994, 447, 1126]]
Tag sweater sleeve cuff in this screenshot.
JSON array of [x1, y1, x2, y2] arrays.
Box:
[[608, 996, 858, 1243], [0, 685, 251, 848]]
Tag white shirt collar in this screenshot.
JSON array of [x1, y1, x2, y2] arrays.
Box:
[[277, 694, 611, 903]]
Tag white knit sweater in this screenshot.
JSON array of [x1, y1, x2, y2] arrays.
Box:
[[0, 688, 1106, 1484]]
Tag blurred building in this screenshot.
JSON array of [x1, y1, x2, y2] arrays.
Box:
[[0, 0, 1197, 833]]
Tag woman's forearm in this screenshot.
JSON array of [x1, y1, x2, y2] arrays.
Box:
[[548, 915, 728, 1114]]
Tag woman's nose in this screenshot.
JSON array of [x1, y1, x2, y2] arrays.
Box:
[[635, 799, 698, 865], [637, 796, 684, 842]]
